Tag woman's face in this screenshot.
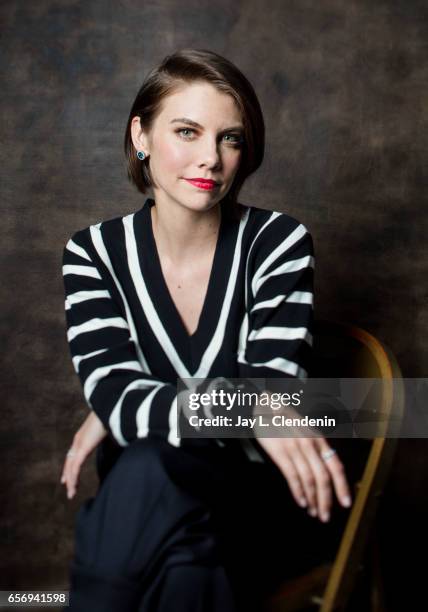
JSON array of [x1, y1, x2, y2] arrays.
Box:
[[131, 81, 244, 213]]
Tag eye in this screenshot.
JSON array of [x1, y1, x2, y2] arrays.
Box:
[[176, 128, 196, 139], [222, 133, 244, 147]]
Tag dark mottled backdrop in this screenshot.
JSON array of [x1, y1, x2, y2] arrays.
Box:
[[1, 0, 427, 609]]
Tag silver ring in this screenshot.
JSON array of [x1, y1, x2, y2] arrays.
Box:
[[66, 449, 76, 458], [321, 448, 337, 462]]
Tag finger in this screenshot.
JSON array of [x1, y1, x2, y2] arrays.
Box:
[[60, 464, 67, 484], [60, 460, 73, 484], [317, 440, 352, 508], [67, 461, 78, 498], [287, 445, 318, 517], [273, 445, 308, 509], [60, 456, 73, 488], [68, 454, 85, 498], [301, 439, 333, 522], [62, 450, 85, 499], [62, 457, 76, 498], [60, 454, 73, 484]]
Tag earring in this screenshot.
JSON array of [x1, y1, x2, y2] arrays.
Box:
[[137, 151, 146, 160]]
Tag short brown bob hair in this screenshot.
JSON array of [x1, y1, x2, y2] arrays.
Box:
[[124, 48, 265, 220]]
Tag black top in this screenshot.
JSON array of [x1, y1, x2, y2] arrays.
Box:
[[62, 198, 314, 460]]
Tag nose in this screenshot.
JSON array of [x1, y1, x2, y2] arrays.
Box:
[[197, 136, 222, 170]]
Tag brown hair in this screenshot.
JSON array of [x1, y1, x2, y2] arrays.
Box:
[[124, 49, 265, 220]]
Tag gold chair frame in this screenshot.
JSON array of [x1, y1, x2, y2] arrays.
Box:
[[265, 320, 405, 612]]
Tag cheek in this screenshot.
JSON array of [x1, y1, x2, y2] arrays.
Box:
[[224, 149, 242, 176], [153, 137, 191, 174]]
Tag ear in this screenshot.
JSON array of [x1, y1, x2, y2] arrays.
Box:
[[130, 116, 150, 156]]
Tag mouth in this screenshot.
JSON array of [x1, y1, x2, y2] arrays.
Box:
[[183, 178, 220, 191]]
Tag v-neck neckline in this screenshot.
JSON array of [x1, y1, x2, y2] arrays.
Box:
[[146, 197, 225, 343], [134, 197, 243, 373]]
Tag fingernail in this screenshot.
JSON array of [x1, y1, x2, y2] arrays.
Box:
[[308, 508, 317, 517], [342, 496, 352, 507], [321, 512, 330, 522], [299, 498, 307, 507]]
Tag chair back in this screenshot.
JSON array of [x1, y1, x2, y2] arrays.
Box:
[[312, 320, 405, 611], [266, 321, 404, 612]]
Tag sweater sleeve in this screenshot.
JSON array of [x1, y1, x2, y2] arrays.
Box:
[[237, 215, 314, 386], [62, 230, 184, 448]]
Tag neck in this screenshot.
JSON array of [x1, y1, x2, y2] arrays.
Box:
[[150, 196, 221, 264]]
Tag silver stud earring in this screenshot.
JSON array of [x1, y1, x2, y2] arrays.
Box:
[[137, 151, 146, 160]]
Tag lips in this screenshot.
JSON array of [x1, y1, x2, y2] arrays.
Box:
[[184, 178, 220, 191]]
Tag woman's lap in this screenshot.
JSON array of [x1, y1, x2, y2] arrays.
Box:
[[67, 436, 361, 611], [68, 438, 243, 610]]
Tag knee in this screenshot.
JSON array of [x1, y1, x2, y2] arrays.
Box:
[[116, 436, 170, 472], [101, 437, 212, 511]]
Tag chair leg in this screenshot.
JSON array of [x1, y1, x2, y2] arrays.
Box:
[[370, 531, 386, 612]]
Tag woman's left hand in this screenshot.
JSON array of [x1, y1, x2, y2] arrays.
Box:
[[253, 397, 352, 522], [255, 435, 351, 522], [60, 410, 108, 499]]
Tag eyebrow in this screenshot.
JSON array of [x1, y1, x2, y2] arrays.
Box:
[[170, 117, 244, 132]]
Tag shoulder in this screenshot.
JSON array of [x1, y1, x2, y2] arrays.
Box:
[[64, 208, 137, 257], [238, 203, 313, 259]]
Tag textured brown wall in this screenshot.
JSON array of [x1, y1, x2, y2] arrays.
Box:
[[2, 0, 427, 608]]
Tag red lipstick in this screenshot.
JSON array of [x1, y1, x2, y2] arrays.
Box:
[[184, 178, 219, 191]]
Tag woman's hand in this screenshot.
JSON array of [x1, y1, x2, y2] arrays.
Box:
[[253, 397, 352, 522], [60, 411, 108, 500], [256, 435, 352, 523]]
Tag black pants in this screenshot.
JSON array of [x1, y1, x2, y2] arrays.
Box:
[[66, 437, 364, 611]]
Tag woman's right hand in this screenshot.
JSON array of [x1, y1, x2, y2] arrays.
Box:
[[60, 410, 108, 499]]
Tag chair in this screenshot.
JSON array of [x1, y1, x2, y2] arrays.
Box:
[[264, 320, 405, 612]]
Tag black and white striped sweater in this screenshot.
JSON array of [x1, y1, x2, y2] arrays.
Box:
[[62, 198, 314, 459]]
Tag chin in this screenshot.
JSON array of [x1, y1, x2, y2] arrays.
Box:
[[180, 191, 223, 211], [186, 199, 219, 213]]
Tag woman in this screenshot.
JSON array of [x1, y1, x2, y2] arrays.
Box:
[[60, 49, 352, 611]]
